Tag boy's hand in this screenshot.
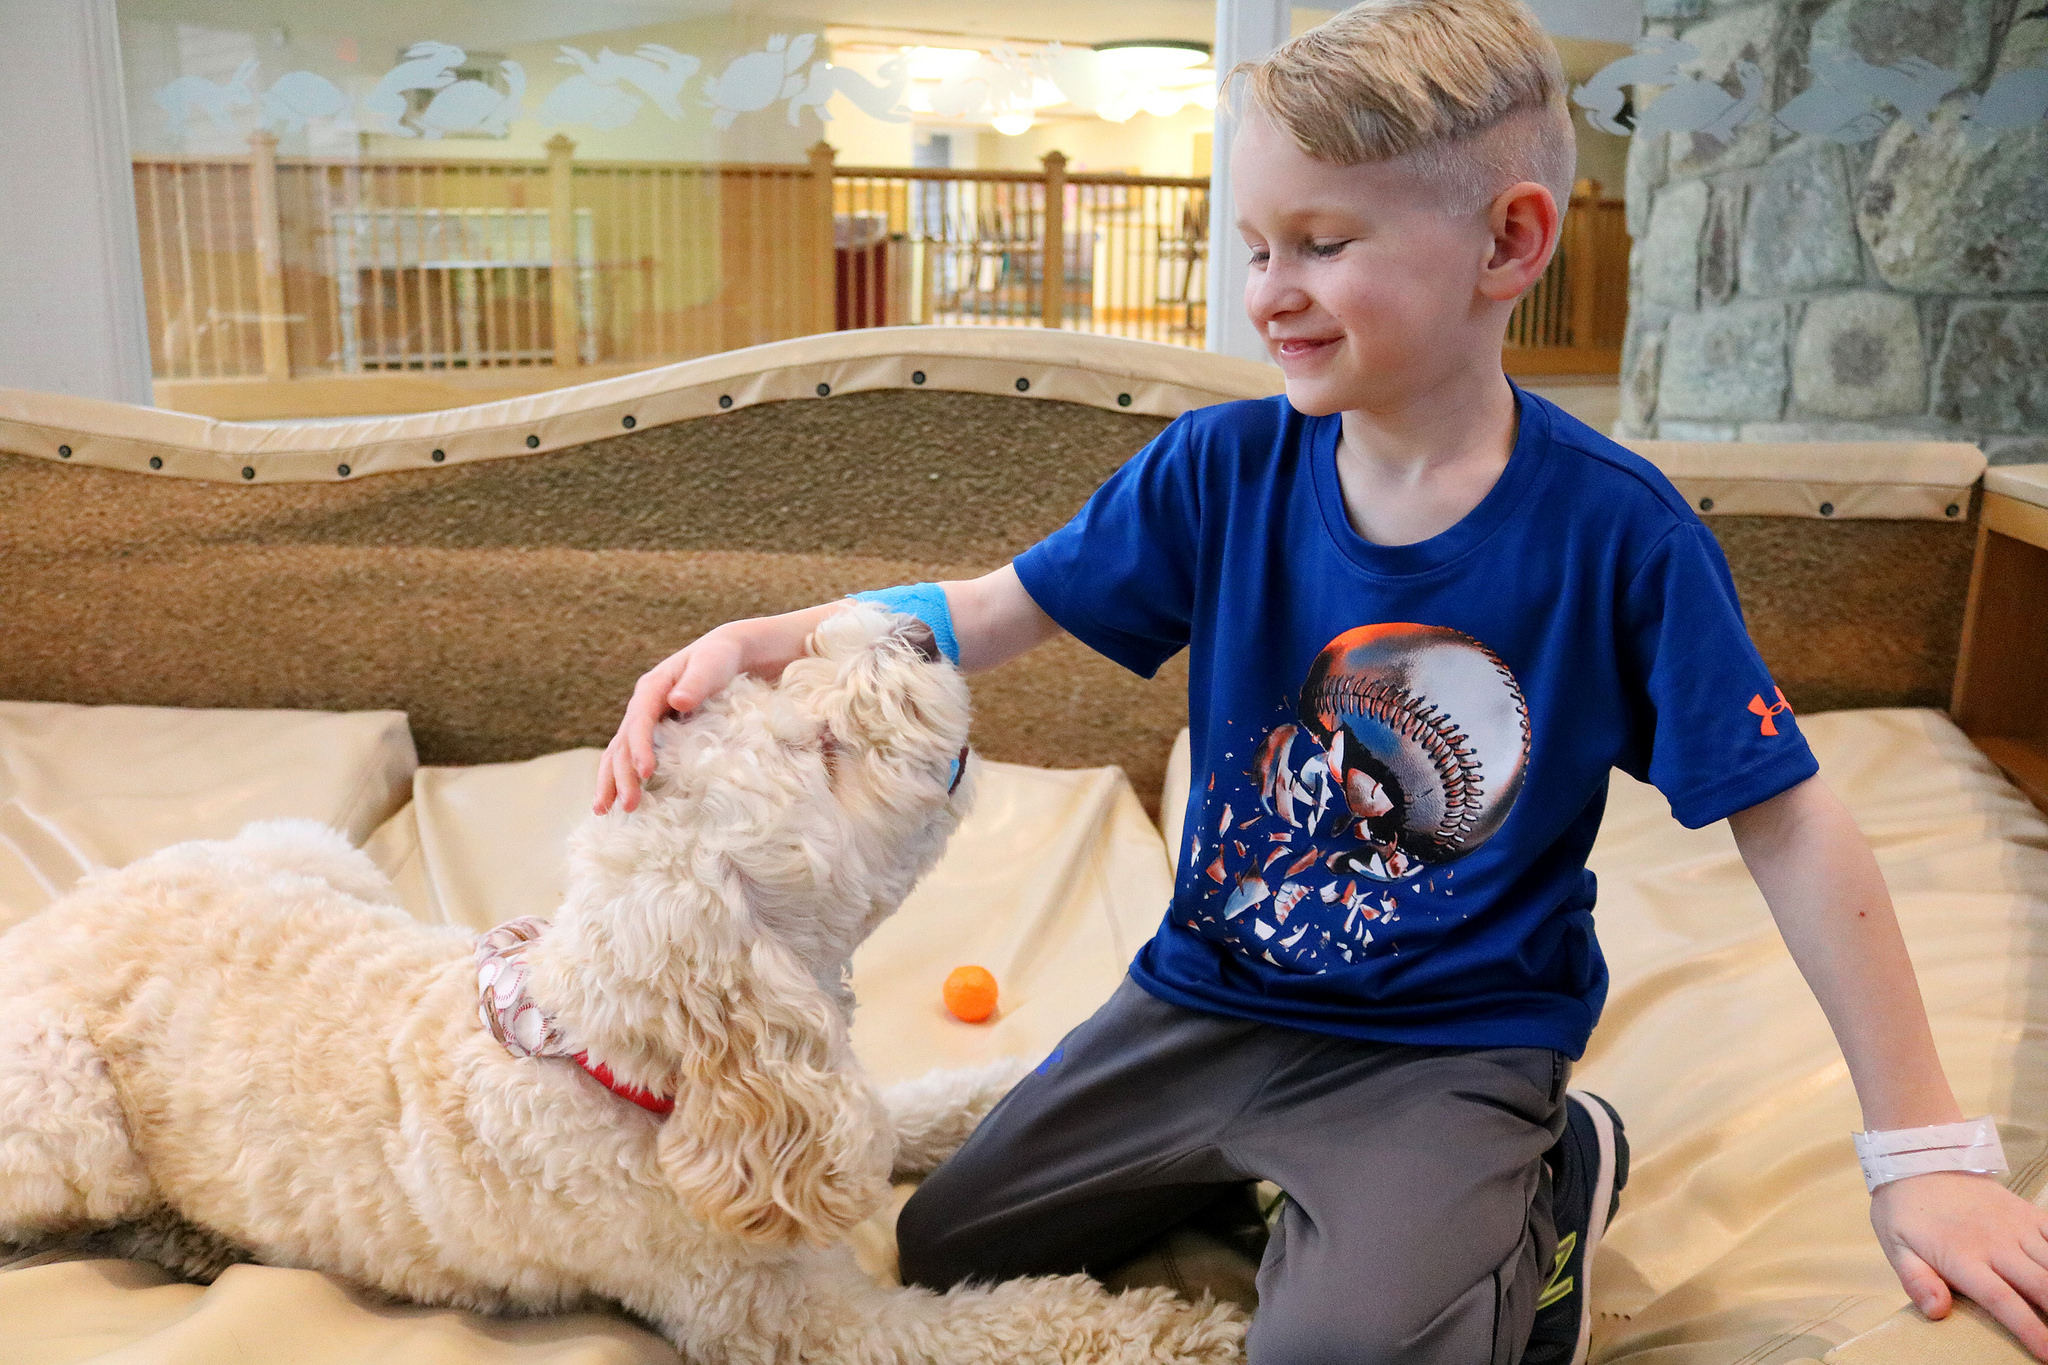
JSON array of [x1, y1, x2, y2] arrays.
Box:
[[593, 568, 1059, 816], [594, 607, 838, 816], [1873, 1171, 2048, 1358]]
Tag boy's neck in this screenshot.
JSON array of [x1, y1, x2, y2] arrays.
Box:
[[1332, 365, 1520, 548]]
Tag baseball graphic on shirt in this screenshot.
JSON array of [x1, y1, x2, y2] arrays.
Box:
[[1258, 624, 1529, 882]]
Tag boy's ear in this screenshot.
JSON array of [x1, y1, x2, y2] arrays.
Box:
[[1479, 181, 1561, 303]]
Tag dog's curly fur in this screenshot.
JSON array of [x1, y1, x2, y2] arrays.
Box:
[[0, 606, 1245, 1364]]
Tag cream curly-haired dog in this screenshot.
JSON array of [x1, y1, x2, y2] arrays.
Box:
[[0, 605, 1244, 1364]]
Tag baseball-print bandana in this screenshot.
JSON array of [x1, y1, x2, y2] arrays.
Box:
[[475, 917, 675, 1116]]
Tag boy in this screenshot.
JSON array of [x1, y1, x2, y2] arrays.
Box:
[[596, 2, 2048, 1360]]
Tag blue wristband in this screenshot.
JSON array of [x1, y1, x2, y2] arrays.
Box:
[[849, 583, 961, 665]]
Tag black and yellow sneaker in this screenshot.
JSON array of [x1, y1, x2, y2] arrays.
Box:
[[1522, 1090, 1629, 1365]]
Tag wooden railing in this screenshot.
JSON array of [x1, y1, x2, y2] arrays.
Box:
[[131, 138, 1624, 415], [831, 156, 1211, 347]]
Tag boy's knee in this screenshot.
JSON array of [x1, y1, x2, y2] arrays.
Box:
[[1247, 1277, 1515, 1365], [893, 1175, 977, 1291]]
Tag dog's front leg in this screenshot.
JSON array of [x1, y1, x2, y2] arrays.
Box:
[[881, 1058, 1031, 1180], [649, 1249, 1247, 1365]]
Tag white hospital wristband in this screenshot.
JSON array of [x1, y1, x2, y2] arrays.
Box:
[[1853, 1116, 2008, 1193]]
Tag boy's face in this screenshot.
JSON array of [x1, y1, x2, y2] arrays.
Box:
[[1232, 112, 1501, 416]]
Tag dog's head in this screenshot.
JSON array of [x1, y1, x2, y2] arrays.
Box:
[[619, 602, 972, 990], [556, 603, 971, 1246]]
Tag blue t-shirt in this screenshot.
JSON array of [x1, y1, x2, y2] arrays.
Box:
[[1013, 384, 1817, 1058]]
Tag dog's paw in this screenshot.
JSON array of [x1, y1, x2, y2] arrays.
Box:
[[228, 820, 393, 904], [883, 1057, 1032, 1178]]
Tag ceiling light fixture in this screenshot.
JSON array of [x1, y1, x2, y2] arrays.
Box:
[[1091, 40, 1212, 78]]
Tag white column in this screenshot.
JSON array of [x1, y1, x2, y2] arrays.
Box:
[[1205, 0, 1293, 362], [0, 0, 153, 405]]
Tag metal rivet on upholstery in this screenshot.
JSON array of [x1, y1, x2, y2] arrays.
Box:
[[241, 467, 255, 481], [911, 370, 926, 385], [337, 463, 351, 478], [1818, 501, 1834, 516], [58, 445, 71, 458], [149, 456, 163, 470], [1698, 497, 1714, 512], [1015, 378, 1030, 392], [719, 394, 733, 409], [526, 434, 540, 448], [1945, 503, 1960, 518], [1117, 393, 1132, 407], [432, 449, 446, 462], [816, 382, 831, 397], [622, 415, 636, 429]]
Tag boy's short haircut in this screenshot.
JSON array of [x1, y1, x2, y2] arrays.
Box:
[[1236, 0, 1577, 218]]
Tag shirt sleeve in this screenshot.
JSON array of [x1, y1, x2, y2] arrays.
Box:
[[1617, 521, 1820, 828], [1011, 413, 1202, 679]]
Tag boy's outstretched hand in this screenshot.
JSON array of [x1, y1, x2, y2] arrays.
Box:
[[594, 604, 840, 815], [1874, 1172, 2048, 1358]]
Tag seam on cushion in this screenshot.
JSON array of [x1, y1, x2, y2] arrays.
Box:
[[1729, 1294, 1892, 1365], [334, 719, 419, 843]]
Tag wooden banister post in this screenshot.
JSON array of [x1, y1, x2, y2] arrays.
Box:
[[1040, 150, 1067, 331], [546, 134, 581, 369], [810, 141, 838, 336], [1567, 177, 1598, 350], [247, 132, 291, 381]]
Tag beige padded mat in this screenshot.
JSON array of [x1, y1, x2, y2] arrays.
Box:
[[0, 702, 417, 934], [6, 708, 2048, 1363]]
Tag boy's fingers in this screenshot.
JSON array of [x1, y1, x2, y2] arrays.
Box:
[[607, 739, 641, 813], [625, 669, 679, 778], [667, 645, 732, 716], [1888, 1244, 1951, 1318], [593, 748, 617, 814], [1996, 1249, 2048, 1318], [1955, 1268, 2048, 1360]]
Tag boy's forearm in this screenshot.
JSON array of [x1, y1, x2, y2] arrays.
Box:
[[940, 565, 1063, 673], [1729, 777, 1962, 1132], [731, 568, 1057, 680]]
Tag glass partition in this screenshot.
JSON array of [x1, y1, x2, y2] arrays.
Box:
[[118, 0, 2040, 421]]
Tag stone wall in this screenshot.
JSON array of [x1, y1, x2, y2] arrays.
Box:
[[1616, 0, 2048, 466]]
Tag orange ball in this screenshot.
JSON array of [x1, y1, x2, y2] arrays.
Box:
[[943, 965, 999, 1023]]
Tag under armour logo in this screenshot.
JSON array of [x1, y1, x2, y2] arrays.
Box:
[[1748, 687, 1792, 736]]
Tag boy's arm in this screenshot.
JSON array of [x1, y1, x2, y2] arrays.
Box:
[[1729, 776, 2048, 1358], [594, 565, 1059, 813]]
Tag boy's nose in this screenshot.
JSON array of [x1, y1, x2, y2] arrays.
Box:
[[1245, 266, 1308, 331]]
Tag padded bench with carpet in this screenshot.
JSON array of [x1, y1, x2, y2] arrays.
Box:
[[3, 327, 2047, 1365]]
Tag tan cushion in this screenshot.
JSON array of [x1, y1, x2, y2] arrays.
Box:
[[0, 702, 416, 934], [362, 749, 607, 931], [1582, 709, 2048, 1363], [0, 1256, 678, 1365]]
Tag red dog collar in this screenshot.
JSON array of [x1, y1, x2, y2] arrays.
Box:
[[477, 918, 676, 1117]]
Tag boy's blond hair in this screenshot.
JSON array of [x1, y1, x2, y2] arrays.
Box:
[[1237, 0, 1576, 218]]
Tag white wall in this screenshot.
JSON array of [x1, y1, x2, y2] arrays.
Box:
[[0, 0, 153, 403]]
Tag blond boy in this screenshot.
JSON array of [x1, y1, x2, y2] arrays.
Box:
[[597, 2, 2048, 1360]]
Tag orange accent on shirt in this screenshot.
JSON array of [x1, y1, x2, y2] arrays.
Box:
[[1747, 686, 1792, 736]]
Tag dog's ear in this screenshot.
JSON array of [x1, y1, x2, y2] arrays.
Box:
[[655, 919, 892, 1247]]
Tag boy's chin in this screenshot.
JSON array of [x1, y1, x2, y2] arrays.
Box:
[[1279, 377, 1355, 418]]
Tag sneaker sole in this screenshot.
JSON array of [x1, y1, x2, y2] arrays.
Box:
[[1566, 1089, 1620, 1365]]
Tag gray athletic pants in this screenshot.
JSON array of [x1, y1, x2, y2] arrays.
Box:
[[897, 978, 1569, 1365]]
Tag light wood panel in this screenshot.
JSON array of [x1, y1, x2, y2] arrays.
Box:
[[1952, 491, 2048, 814]]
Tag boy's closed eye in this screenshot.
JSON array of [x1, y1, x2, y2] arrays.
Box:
[[1246, 239, 1355, 267]]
